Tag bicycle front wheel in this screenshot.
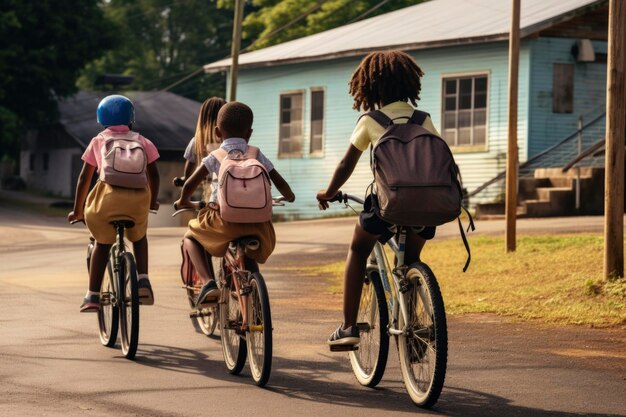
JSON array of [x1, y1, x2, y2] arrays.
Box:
[[187, 287, 219, 336], [349, 267, 389, 387], [98, 260, 119, 347], [219, 278, 247, 374], [397, 262, 447, 408], [119, 252, 140, 360], [246, 273, 272, 387]]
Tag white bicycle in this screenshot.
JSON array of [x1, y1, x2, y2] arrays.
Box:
[[330, 192, 448, 408]]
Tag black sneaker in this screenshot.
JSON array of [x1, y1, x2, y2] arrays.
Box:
[[80, 294, 100, 313], [138, 278, 154, 305], [327, 324, 360, 346], [196, 280, 219, 306]]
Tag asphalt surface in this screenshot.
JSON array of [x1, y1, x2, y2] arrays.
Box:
[[0, 205, 625, 417]]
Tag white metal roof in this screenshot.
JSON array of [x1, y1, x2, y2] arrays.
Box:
[[205, 0, 604, 71]]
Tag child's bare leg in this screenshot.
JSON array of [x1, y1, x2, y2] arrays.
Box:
[[184, 237, 213, 284], [89, 242, 112, 292], [133, 235, 148, 275], [343, 223, 379, 328], [403, 229, 427, 265]]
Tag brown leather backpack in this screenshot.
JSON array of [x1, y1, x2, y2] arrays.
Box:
[[365, 109, 474, 271]]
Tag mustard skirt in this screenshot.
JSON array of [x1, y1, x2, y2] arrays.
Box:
[[186, 207, 276, 264], [84, 181, 150, 244]]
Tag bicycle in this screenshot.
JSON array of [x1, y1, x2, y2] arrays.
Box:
[[329, 192, 448, 408], [172, 196, 287, 387], [75, 219, 141, 360], [173, 177, 219, 337]]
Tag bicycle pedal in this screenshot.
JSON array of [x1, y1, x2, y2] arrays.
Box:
[[329, 345, 359, 352]]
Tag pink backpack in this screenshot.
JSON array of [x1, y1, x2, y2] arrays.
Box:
[[98, 131, 147, 189], [212, 146, 272, 223]]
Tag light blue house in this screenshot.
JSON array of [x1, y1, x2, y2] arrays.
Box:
[[205, 0, 609, 219]]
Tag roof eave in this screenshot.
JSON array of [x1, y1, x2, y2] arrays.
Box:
[[204, 34, 511, 73]]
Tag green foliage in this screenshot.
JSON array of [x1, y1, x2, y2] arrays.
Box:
[[78, 0, 233, 100], [243, 0, 423, 50], [0, 0, 114, 160]]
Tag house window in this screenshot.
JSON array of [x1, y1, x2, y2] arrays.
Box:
[[310, 89, 324, 155], [279, 92, 304, 157], [442, 74, 488, 148], [553, 63, 574, 113], [29, 153, 35, 171], [43, 153, 49, 172]]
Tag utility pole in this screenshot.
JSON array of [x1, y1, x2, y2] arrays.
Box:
[[229, 0, 245, 102], [603, 0, 626, 279], [505, 0, 520, 252]]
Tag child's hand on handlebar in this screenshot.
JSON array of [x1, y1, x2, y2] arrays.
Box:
[[173, 197, 195, 211], [67, 211, 84, 224], [316, 190, 339, 210]]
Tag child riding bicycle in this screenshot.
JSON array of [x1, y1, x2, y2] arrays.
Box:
[[175, 101, 295, 306], [317, 51, 441, 347], [68, 95, 160, 312], [176, 97, 226, 203]]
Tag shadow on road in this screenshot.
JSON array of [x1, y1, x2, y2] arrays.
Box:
[[131, 344, 626, 417]]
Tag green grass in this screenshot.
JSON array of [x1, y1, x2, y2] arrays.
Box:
[[302, 234, 626, 327]]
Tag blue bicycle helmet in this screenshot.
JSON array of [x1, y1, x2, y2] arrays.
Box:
[[96, 95, 135, 126]]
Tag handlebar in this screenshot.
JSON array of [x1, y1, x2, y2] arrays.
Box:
[[328, 191, 364, 205], [173, 177, 185, 187], [172, 197, 289, 217]]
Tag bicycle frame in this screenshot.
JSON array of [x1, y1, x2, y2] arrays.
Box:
[[371, 231, 414, 339], [222, 243, 253, 330], [109, 223, 128, 309]]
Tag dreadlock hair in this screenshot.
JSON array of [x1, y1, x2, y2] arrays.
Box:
[[217, 101, 254, 138], [194, 96, 226, 161], [348, 50, 424, 112]]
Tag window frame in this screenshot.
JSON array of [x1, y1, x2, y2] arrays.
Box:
[[440, 71, 490, 153], [277, 89, 306, 159], [309, 87, 326, 157]]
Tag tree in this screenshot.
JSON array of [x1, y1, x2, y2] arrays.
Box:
[[78, 0, 234, 100], [0, 0, 115, 161], [242, 0, 423, 50]]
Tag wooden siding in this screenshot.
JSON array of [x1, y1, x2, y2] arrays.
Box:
[[235, 42, 532, 218], [527, 37, 607, 157]]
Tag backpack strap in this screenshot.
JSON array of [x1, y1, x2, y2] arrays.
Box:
[[458, 207, 476, 272], [359, 110, 393, 128], [409, 110, 429, 125], [211, 147, 228, 163], [244, 145, 260, 159]]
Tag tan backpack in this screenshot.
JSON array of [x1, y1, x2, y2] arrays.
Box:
[[212, 146, 272, 223], [98, 131, 147, 189]]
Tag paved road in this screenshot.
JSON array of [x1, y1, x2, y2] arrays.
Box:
[[0, 206, 625, 417]]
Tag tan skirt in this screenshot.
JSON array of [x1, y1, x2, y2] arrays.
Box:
[[84, 181, 150, 244], [186, 207, 276, 264]]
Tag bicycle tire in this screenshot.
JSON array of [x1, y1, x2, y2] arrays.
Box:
[[219, 277, 247, 374], [246, 273, 272, 387], [397, 262, 447, 408], [98, 260, 119, 348], [349, 267, 389, 387], [119, 252, 140, 360]]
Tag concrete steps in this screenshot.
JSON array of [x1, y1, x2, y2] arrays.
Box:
[[475, 167, 605, 218]]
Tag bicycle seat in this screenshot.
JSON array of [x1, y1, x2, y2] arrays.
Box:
[[110, 219, 135, 229], [233, 236, 260, 251]]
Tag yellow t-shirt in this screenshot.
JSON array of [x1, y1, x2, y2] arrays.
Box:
[[349, 101, 440, 151]]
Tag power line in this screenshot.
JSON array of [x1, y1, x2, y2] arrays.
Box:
[[347, 0, 394, 24]]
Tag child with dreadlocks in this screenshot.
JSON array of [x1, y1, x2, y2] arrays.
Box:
[[317, 50, 440, 347]]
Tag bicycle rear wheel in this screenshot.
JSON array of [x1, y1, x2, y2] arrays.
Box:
[[219, 277, 247, 374], [349, 267, 389, 387], [98, 261, 119, 347], [246, 273, 272, 387], [397, 262, 447, 408], [119, 252, 140, 360]]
